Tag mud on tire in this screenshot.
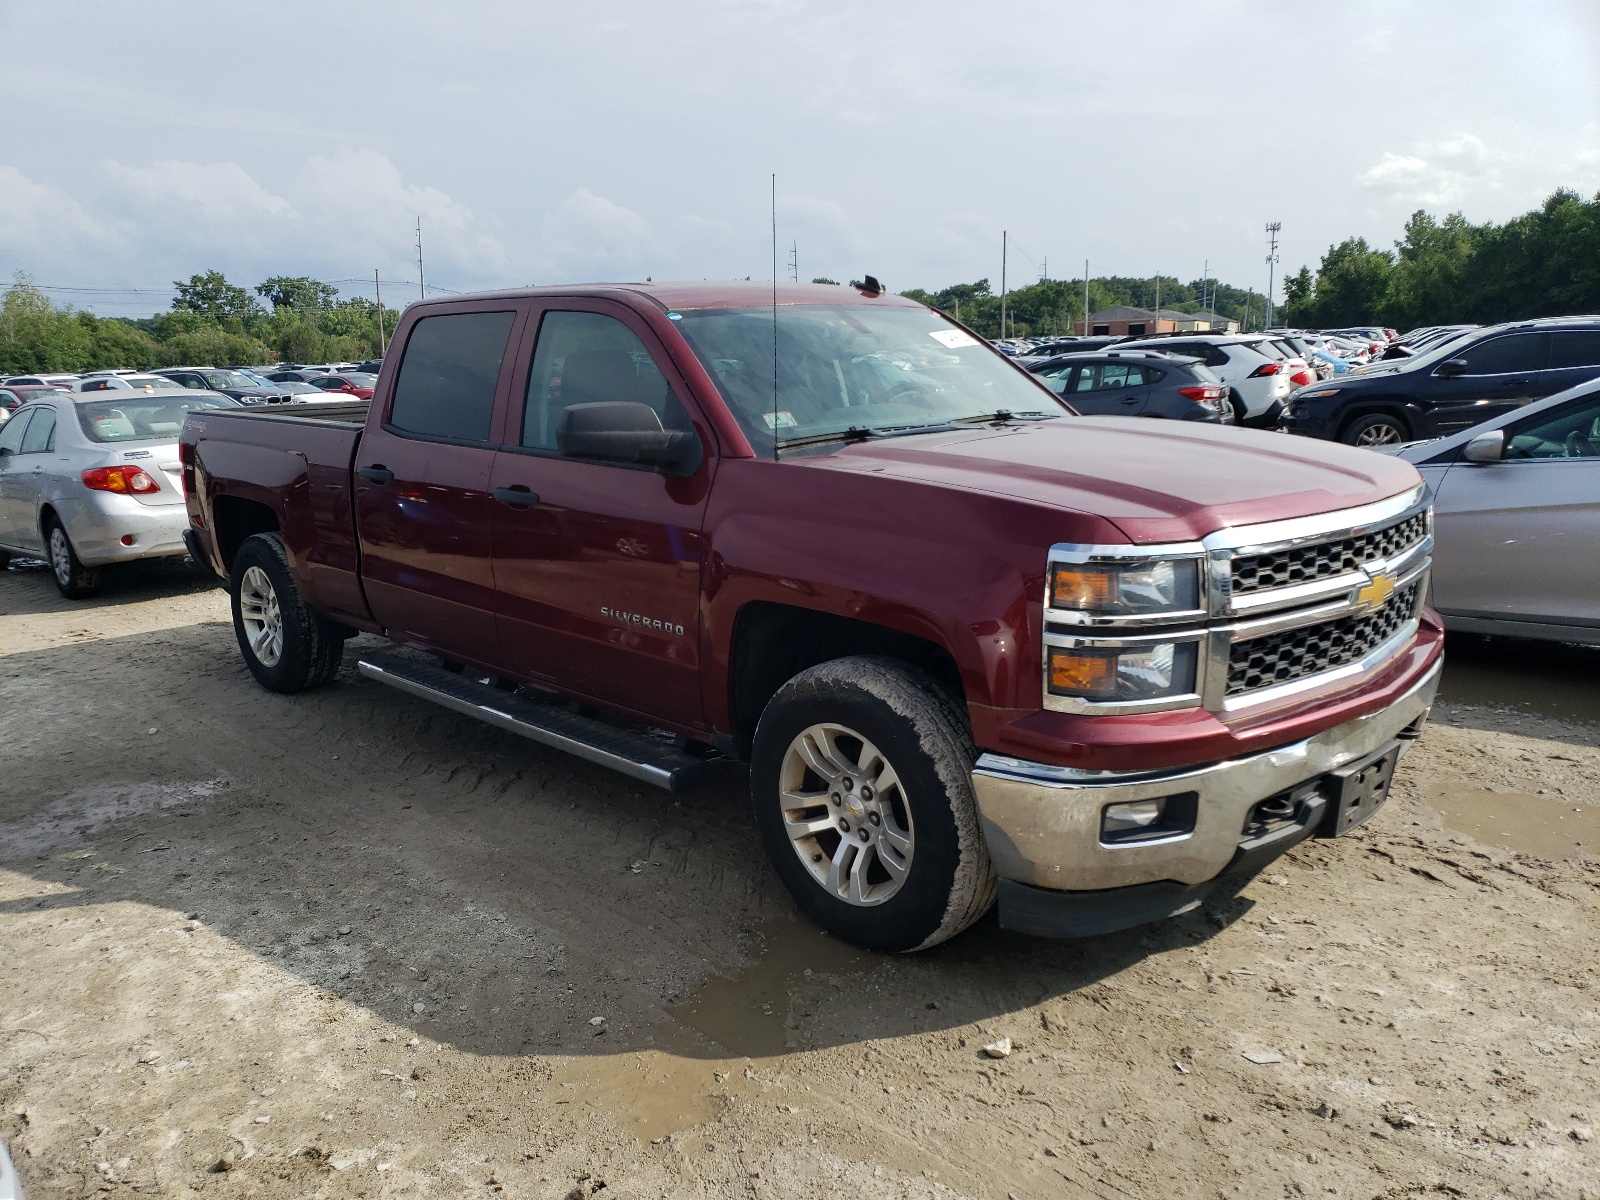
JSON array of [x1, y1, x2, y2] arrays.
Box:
[[229, 532, 346, 693], [750, 655, 997, 953]]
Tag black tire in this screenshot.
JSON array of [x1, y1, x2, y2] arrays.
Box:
[[1340, 411, 1409, 448], [1228, 389, 1247, 424], [750, 656, 997, 953], [229, 532, 345, 693], [45, 517, 101, 598]]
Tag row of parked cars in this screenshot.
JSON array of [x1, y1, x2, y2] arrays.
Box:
[[990, 316, 1600, 448], [0, 361, 383, 415]]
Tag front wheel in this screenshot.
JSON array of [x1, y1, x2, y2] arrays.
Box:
[[229, 532, 345, 693], [1341, 411, 1409, 448], [46, 518, 100, 598], [750, 656, 996, 953]]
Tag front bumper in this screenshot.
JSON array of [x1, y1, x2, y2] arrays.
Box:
[[972, 658, 1440, 935]]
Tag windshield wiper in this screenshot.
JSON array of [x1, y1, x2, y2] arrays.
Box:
[[776, 422, 958, 450], [948, 409, 1059, 425]]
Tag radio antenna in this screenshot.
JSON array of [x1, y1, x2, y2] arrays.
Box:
[[772, 172, 779, 462]]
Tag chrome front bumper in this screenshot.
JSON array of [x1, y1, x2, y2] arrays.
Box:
[[971, 659, 1440, 894]]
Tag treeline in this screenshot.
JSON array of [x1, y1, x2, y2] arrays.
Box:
[[0, 270, 400, 375], [899, 274, 1259, 340], [1282, 189, 1600, 330]]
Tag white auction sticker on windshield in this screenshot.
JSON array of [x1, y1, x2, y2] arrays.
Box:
[[762, 411, 799, 429], [928, 329, 979, 348]]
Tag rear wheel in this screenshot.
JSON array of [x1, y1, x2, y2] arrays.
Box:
[[229, 532, 345, 693], [1341, 411, 1409, 448], [1228, 389, 1247, 424], [750, 656, 996, 953], [46, 518, 100, 598]]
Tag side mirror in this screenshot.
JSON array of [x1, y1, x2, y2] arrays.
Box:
[[1434, 358, 1468, 378], [1462, 429, 1504, 463], [557, 402, 701, 475]]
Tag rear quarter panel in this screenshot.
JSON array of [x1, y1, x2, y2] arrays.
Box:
[[185, 409, 372, 627]]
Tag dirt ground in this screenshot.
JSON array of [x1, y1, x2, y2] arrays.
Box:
[[2, 560, 1596, 1200]]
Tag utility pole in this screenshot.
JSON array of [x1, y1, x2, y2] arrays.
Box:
[[374, 269, 387, 354], [788, 241, 798, 283], [1264, 222, 1281, 328], [1082, 259, 1090, 335], [415, 218, 426, 300], [1154, 275, 1161, 327], [1202, 259, 1210, 320], [1000, 231, 1008, 340], [1244, 287, 1255, 333]]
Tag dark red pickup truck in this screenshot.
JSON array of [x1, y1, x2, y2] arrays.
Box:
[[182, 282, 1442, 952]]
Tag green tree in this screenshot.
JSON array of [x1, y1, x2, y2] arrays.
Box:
[[0, 273, 93, 372], [256, 275, 340, 313], [173, 270, 264, 325]]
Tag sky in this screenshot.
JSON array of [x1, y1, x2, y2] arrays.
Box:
[[2, 0, 1597, 316]]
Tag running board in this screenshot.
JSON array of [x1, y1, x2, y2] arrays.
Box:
[[355, 652, 711, 792]]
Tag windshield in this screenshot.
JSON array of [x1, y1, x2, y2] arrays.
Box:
[[342, 373, 377, 386], [674, 304, 1065, 447], [76, 396, 233, 442], [1381, 329, 1481, 374], [204, 371, 260, 390]]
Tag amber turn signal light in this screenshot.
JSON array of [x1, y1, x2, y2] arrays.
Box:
[[1048, 649, 1117, 698], [1051, 566, 1115, 610]]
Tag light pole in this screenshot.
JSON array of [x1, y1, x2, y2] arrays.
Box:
[[1264, 222, 1281, 329]]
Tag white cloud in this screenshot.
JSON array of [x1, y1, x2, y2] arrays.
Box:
[[534, 189, 656, 280], [0, 165, 113, 254], [1356, 134, 1499, 206]]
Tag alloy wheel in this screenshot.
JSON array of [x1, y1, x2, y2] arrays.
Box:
[[238, 566, 284, 667], [778, 722, 915, 907], [49, 527, 74, 587], [1355, 421, 1403, 447]]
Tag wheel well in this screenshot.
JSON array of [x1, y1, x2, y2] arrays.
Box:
[[211, 496, 280, 573], [1338, 404, 1411, 440], [37, 503, 59, 539], [727, 601, 965, 760]]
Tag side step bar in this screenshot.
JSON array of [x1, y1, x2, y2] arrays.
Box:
[[356, 652, 711, 793]]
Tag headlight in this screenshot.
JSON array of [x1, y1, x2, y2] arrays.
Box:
[[1300, 388, 1342, 399], [1047, 641, 1199, 702], [1050, 559, 1200, 616]]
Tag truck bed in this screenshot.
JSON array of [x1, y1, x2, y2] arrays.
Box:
[[227, 399, 371, 427]]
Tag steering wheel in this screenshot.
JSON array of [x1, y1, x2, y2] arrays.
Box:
[[882, 380, 934, 408], [1564, 431, 1597, 458]]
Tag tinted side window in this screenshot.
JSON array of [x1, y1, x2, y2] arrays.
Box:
[[389, 310, 517, 442], [521, 311, 694, 452], [1505, 395, 1600, 459], [1456, 332, 1550, 376], [20, 408, 56, 453], [0, 410, 31, 453], [1549, 330, 1600, 370]]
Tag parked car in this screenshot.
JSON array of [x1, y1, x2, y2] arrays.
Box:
[[1112, 333, 1296, 426], [0, 388, 239, 596], [182, 280, 1440, 952], [71, 375, 178, 393], [1279, 318, 1600, 447], [1394, 377, 1600, 645], [1027, 350, 1231, 421], [154, 368, 291, 405], [265, 369, 320, 384], [354, 359, 384, 375], [305, 372, 377, 400], [1, 385, 72, 413], [4, 374, 80, 387]]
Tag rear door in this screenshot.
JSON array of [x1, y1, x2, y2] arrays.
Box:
[[1430, 390, 1600, 629], [1064, 360, 1151, 415], [0, 406, 58, 552], [353, 304, 524, 664], [487, 301, 714, 725]]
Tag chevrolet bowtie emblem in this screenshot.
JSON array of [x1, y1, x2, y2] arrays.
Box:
[[1355, 571, 1395, 611]]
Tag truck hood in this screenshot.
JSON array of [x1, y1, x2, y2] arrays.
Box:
[[807, 417, 1422, 544]]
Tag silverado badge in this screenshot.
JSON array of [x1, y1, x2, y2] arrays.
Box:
[[1354, 570, 1395, 613]]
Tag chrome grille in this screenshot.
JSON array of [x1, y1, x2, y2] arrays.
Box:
[[1226, 583, 1419, 697], [1231, 513, 1427, 596]]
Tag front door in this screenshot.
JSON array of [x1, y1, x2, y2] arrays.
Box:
[[1431, 391, 1600, 630], [353, 305, 524, 665], [488, 303, 713, 727], [1424, 331, 1551, 435], [0, 409, 38, 548]]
